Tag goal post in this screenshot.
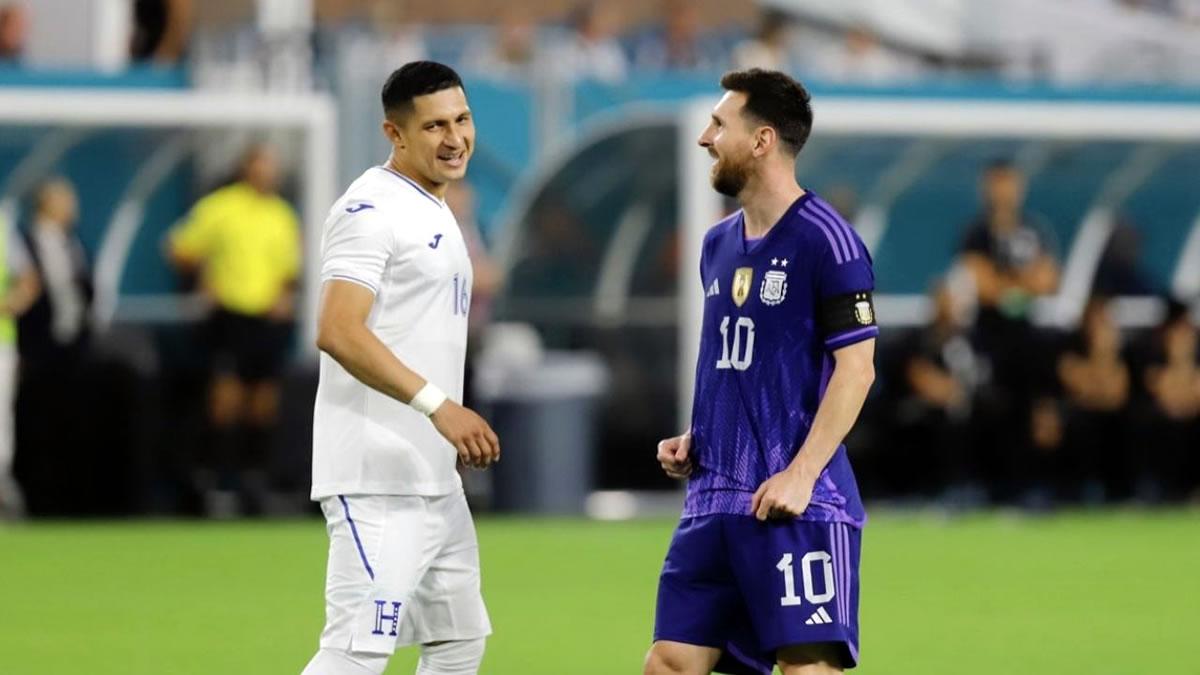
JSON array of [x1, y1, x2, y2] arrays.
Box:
[[0, 87, 337, 357]]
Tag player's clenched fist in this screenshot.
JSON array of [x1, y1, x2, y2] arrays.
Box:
[[750, 468, 815, 521], [656, 432, 693, 480], [431, 400, 501, 469]]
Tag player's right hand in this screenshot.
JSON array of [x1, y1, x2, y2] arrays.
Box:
[[430, 401, 500, 469], [656, 432, 692, 480]]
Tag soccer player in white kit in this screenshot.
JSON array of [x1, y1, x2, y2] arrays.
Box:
[[302, 61, 500, 675]]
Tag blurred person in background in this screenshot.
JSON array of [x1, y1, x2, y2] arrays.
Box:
[[461, 7, 538, 81], [957, 158, 1060, 501], [168, 144, 301, 517], [1092, 218, 1152, 296], [131, 0, 194, 65], [0, 210, 38, 518], [896, 281, 987, 504], [14, 178, 104, 517], [809, 24, 920, 84], [732, 9, 793, 72], [633, 0, 725, 72], [19, 178, 92, 370], [0, 2, 27, 64], [546, 1, 628, 84], [1055, 295, 1131, 502], [1135, 299, 1200, 501], [365, 0, 427, 71]]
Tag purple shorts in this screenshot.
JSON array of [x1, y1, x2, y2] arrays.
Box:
[[653, 514, 861, 673]]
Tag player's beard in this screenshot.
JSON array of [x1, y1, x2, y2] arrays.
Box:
[[711, 153, 751, 198]]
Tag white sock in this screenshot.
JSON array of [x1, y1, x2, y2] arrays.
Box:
[[415, 638, 486, 675]]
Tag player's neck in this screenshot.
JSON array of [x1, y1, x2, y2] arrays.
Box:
[[386, 155, 448, 200], [739, 176, 804, 239]]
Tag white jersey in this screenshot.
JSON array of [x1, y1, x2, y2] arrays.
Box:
[[311, 165, 472, 499]]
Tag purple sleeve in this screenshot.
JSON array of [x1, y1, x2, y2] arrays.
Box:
[[815, 233, 878, 351]]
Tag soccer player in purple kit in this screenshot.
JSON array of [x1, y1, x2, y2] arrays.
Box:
[[646, 70, 878, 675]]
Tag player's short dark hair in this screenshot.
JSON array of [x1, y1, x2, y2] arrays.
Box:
[[381, 61, 465, 120], [719, 68, 813, 157], [985, 158, 1017, 174]]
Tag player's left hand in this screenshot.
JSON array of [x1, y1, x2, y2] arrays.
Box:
[[750, 468, 815, 521]]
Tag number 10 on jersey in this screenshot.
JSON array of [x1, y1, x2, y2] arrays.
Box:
[[716, 316, 755, 370]]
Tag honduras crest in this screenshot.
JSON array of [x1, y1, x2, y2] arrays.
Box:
[[760, 270, 788, 306], [732, 267, 754, 307]]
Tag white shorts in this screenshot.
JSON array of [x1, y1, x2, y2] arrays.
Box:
[[317, 491, 491, 657]]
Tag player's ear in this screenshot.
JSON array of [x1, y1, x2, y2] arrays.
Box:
[[752, 126, 775, 158], [382, 119, 405, 149]]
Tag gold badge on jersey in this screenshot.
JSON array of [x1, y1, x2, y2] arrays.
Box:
[[732, 267, 754, 307]]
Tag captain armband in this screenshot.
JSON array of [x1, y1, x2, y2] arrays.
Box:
[[819, 291, 877, 334]]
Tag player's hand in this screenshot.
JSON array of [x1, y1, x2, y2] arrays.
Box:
[[430, 401, 500, 469], [750, 467, 815, 521], [656, 432, 692, 480]]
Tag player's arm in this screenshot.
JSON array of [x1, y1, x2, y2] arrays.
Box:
[[1016, 253, 1059, 296], [166, 199, 214, 272], [960, 252, 1006, 306], [1, 266, 40, 318], [751, 339, 874, 520], [906, 355, 963, 409], [316, 279, 499, 467]]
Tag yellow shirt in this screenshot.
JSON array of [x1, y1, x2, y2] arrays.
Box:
[[171, 182, 301, 316]]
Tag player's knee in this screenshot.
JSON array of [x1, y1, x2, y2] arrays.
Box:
[[415, 637, 485, 675], [777, 642, 844, 674], [642, 645, 694, 675], [248, 383, 281, 426], [300, 648, 386, 675]]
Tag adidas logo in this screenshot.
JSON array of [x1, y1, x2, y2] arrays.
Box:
[[706, 279, 720, 297], [804, 607, 833, 625]]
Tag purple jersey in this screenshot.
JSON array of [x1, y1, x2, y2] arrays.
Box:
[[685, 192, 877, 526]]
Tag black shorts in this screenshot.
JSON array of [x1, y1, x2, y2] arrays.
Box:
[[207, 309, 291, 382]]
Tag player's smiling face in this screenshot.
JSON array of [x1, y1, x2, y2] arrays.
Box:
[[697, 92, 754, 197], [386, 86, 475, 195]]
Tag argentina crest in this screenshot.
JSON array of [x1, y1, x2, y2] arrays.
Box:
[[732, 267, 754, 307], [760, 270, 788, 306], [854, 293, 874, 325]]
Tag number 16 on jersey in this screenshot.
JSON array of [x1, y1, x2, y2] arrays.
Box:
[[451, 273, 470, 316]]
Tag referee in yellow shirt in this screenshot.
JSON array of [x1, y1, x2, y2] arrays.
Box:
[[169, 144, 300, 517]]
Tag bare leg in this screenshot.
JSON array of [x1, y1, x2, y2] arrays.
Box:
[[643, 641, 721, 675], [778, 642, 844, 675]]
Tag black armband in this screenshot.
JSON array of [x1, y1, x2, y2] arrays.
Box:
[[820, 291, 876, 334]]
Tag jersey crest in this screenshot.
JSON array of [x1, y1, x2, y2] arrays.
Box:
[[854, 299, 874, 325], [760, 270, 788, 306]]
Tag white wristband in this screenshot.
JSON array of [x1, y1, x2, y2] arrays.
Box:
[[410, 382, 447, 417]]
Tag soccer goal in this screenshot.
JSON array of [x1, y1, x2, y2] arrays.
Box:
[[677, 93, 1200, 420], [0, 87, 337, 353]]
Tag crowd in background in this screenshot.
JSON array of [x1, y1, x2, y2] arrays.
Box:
[[1, 1, 1200, 84], [868, 161, 1200, 509]]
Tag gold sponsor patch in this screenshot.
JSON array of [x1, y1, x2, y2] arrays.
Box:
[[732, 267, 754, 307]]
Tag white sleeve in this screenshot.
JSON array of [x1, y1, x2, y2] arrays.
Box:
[[320, 208, 393, 293]]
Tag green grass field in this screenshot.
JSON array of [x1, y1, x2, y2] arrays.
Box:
[[1, 511, 1198, 674]]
